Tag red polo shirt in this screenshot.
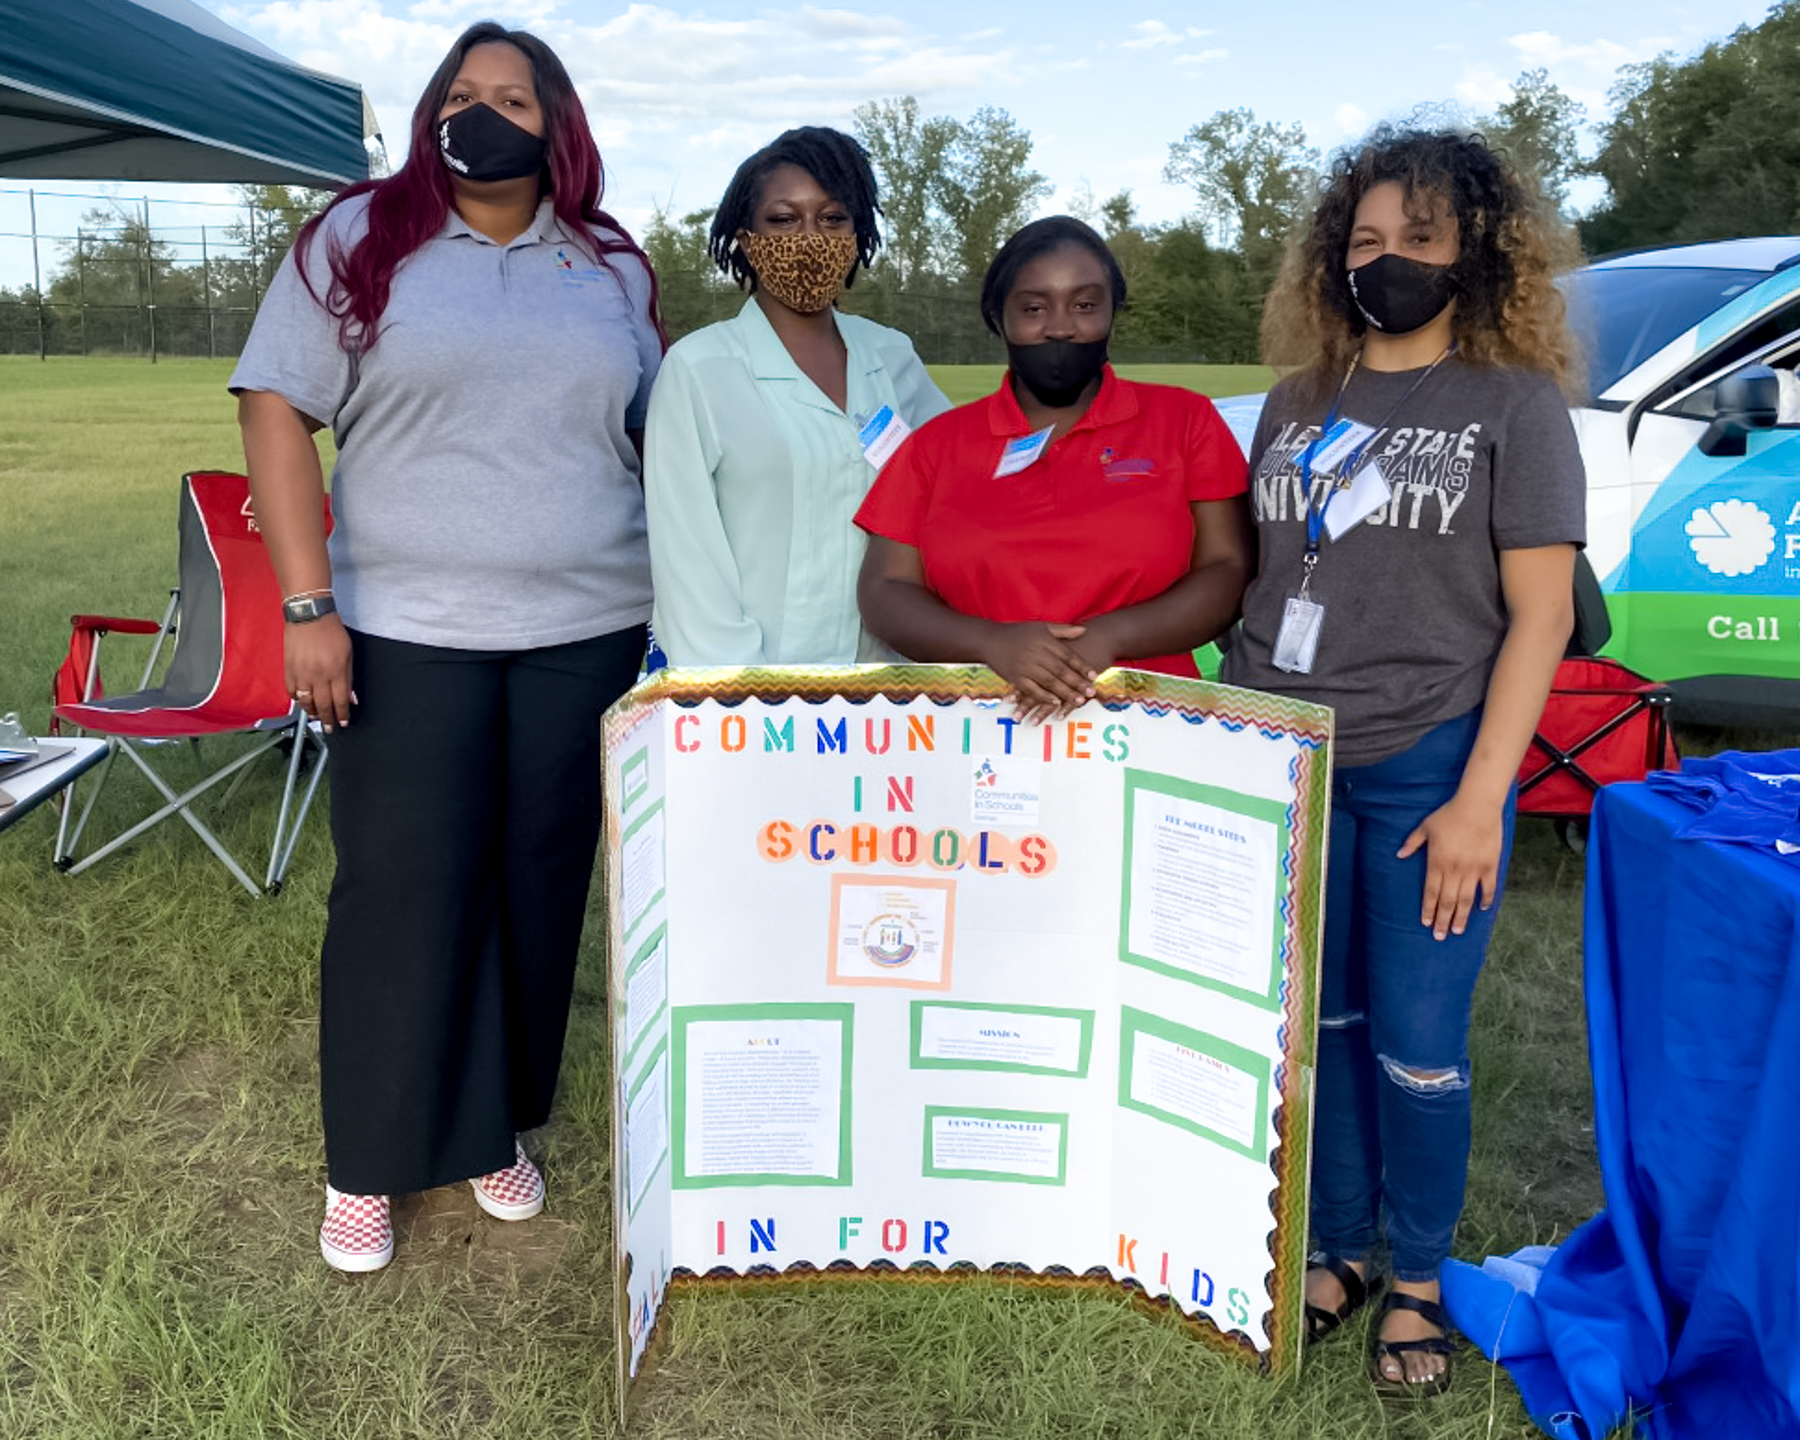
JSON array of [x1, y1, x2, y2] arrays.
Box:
[[854, 367, 1248, 677]]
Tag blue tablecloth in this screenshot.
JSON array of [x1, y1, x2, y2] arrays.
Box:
[[1444, 777, 1800, 1439]]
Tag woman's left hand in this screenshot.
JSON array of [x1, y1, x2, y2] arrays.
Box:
[[1397, 792, 1506, 941]]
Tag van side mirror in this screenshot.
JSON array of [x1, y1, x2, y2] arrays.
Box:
[[1698, 364, 1781, 457]]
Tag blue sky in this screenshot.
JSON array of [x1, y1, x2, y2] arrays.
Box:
[[0, 0, 1781, 286]]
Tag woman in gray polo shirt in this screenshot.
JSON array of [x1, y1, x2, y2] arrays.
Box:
[[231, 22, 663, 1272]]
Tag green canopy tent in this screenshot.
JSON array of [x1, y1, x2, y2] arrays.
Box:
[[0, 0, 371, 186]]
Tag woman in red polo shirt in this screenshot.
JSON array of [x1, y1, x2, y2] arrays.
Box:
[[855, 217, 1253, 719]]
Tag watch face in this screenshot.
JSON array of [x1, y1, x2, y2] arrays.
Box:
[[284, 595, 335, 623]]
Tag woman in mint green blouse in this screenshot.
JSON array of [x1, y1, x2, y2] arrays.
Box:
[[644, 127, 949, 665]]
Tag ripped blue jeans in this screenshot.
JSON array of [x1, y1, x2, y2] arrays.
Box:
[[1312, 707, 1513, 1283]]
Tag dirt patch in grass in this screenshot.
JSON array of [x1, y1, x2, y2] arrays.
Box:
[[156, 1043, 234, 1124], [148, 1040, 577, 1285], [396, 1183, 579, 1285]]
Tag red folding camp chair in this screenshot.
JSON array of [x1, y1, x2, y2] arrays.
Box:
[[51, 470, 332, 896], [1516, 656, 1679, 826]]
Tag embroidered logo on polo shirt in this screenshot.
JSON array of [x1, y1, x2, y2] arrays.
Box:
[[554, 247, 608, 286], [1101, 452, 1156, 481]]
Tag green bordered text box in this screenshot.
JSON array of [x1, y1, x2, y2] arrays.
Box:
[[625, 1036, 669, 1219], [908, 1000, 1094, 1078], [921, 1106, 1069, 1186], [670, 1002, 855, 1189], [1116, 1007, 1271, 1164], [620, 922, 668, 1072], [620, 799, 666, 947], [620, 747, 650, 814], [1118, 768, 1290, 1012]]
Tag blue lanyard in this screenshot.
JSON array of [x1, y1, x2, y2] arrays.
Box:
[[1297, 347, 1453, 590]]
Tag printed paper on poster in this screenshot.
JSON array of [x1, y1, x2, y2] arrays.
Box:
[[971, 753, 1042, 826], [1129, 1031, 1261, 1151], [626, 1048, 668, 1214], [1126, 788, 1277, 994], [622, 805, 665, 939], [624, 934, 668, 1063], [916, 1004, 1084, 1074], [829, 876, 955, 989], [927, 1111, 1066, 1182], [682, 1018, 846, 1181]]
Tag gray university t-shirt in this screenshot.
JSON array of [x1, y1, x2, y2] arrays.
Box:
[[1221, 359, 1586, 767], [230, 194, 662, 650]]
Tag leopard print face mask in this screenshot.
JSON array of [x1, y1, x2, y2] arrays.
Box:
[[738, 231, 859, 313]]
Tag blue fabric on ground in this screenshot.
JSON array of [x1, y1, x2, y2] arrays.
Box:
[[1445, 780, 1800, 1439]]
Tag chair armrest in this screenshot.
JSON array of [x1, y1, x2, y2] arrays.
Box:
[[68, 615, 161, 636]]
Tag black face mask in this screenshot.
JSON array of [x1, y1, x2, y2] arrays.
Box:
[[1007, 337, 1109, 408], [438, 103, 547, 183], [1346, 253, 1455, 335]]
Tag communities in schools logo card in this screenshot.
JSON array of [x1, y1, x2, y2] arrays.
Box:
[[971, 754, 1042, 827]]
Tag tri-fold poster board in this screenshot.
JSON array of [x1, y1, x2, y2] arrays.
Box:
[[602, 666, 1333, 1413]]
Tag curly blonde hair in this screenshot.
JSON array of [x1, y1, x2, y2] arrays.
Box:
[[1260, 126, 1585, 402]]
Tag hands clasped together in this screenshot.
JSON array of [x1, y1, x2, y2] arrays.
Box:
[[981, 618, 1119, 726]]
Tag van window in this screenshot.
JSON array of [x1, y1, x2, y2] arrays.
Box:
[[1564, 266, 1765, 402]]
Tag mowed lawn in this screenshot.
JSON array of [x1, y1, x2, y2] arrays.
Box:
[[0, 356, 1605, 1439]]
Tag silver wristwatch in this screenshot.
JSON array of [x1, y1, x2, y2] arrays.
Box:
[[283, 593, 338, 625]]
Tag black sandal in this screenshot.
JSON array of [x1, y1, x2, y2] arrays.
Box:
[[1303, 1251, 1380, 1343], [1368, 1290, 1456, 1396]]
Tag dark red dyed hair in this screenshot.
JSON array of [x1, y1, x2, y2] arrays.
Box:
[[295, 22, 665, 351]]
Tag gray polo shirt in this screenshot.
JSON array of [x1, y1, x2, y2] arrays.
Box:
[[230, 194, 661, 651]]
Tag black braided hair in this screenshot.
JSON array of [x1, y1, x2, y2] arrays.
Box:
[[707, 126, 883, 290]]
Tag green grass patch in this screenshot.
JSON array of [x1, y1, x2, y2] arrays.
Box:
[[925, 363, 1275, 407], [0, 355, 1611, 1437]]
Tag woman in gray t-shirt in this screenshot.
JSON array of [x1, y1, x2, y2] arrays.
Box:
[[1221, 127, 1586, 1394], [231, 22, 663, 1275]]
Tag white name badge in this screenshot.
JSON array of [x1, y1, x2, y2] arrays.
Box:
[[994, 426, 1054, 478], [1305, 418, 1379, 476], [1272, 596, 1325, 674], [1323, 459, 1394, 541], [858, 405, 912, 471]]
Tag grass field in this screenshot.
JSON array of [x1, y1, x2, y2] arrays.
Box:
[[1, 356, 1605, 1438]]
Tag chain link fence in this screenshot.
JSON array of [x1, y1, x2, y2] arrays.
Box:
[[0, 189, 1232, 365]]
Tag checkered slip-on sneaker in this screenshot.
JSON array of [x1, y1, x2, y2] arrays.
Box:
[[320, 1186, 393, 1272], [471, 1138, 545, 1222]]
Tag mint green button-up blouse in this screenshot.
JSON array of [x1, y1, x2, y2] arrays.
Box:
[[644, 297, 950, 665]]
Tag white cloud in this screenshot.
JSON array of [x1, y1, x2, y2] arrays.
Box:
[[1451, 28, 1678, 126], [1453, 64, 1515, 109], [1120, 19, 1213, 49], [798, 7, 910, 37], [1334, 102, 1368, 135], [1507, 29, 1671, 71], [1173, 48, 1228, 66], [218, 0, 1018, 163]]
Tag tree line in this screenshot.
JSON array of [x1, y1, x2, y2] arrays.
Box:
[[5, 0, 1796, 361]]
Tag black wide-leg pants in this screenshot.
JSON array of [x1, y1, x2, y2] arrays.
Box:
[[320, 624, 646, 1196]]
